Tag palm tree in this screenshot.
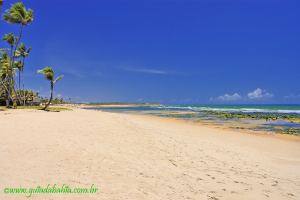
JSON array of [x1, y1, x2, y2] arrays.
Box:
[[3, 2, 33, 52], [2, 33, 15, 63], [3, 33, 15, 47], [13, 59, 23, 88], [2, 33, 16, 104], [3, 2, 33, 63], [0, 51, 14, 106], [3, 2, 33, 71], [3, 2, 33, 36], [15, 43, 31, 104], [0, 52, 10, 82], [2, 2, 34, 107], [38, 67, 63, 110], [2, 33, 24, 106], [15, 43, 30, 86]]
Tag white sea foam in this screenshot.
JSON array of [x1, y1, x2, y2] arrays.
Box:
[[154, 105, 300, 114]]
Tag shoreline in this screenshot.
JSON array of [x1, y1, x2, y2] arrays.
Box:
[[82, 106, 300, 142]]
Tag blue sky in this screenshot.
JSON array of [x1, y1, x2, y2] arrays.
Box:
[[1, 0, 299, 104]]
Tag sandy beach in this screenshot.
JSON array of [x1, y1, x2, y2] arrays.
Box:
[[0, 108, 300, 200]]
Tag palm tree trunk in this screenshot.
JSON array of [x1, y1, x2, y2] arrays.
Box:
[[43, 82, 53, 110], [23, 77, 25, 106], [10, 25, 24, 106], [18, 70, 21, 91], [6, 45, 14, 107], [0, 79, 14, 107], [20, 57, 25, 106]]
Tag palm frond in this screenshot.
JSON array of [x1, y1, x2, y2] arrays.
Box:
[[38, 67, 54, 81], [3, 2, 34, 25], [53, 75, 64, 84], [2, 33, 16, 46]]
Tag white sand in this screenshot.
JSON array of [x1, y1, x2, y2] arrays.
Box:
[[0, 108, 299, 200]]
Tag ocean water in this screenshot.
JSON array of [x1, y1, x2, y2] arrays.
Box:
[[87, 104, 300, 134], [89, 104, 300, 116], [153, 104, 300, 114]]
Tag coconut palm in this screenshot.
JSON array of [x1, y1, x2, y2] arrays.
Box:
[[15, 43, 31, 83], [2, 2, 34, 107], [3, 33, 15, 57], [3, 2, 33, 26], [0, 52, 10, 79], [38, 67, 63, 110], [3, 2, 33, 65], [13, 60, 22, 88], [2, 33, 16, 103], [2, 33, 15, 46], [15, 43, 31, 105], [3, 2, 33, 49], [2, 33, 23, 106], [0, 51, 14, 106]]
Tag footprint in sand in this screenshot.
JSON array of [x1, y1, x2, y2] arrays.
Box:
[[208, 196, 219, 200], [271, 180, 278, 187], [287, 193, 294, 197]]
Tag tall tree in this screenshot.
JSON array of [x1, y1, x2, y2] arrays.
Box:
[[2, 2, 34, 107], [2, 33, 15, 106], [0, 51, 14, 104], [15, 43, 31, 104], [3, 2, 33, 60], [38, 67, 63, 110]]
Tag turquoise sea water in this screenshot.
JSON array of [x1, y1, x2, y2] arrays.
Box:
[[153, 104, 300, 114], [87, 104, 300, 134], [88, 104, 300, 114]]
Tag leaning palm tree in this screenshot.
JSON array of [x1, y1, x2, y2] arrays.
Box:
[[38, 67, 63, 110]]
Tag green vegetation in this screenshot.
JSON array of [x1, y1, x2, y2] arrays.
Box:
[[201, 110, 300, 135], [203, 110, 300, 124], [0, 105, 71, 112], [0, 2, 65, 111], [251, 126, 300, 135], [38, 67, 63, 110], [16, 106, 71, 112]]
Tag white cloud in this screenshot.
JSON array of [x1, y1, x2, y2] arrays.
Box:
[[121, 67, 168, 75], [210, 93, 242, 102], [210, 88, 274, 102], [247, 88, 273, 100]]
